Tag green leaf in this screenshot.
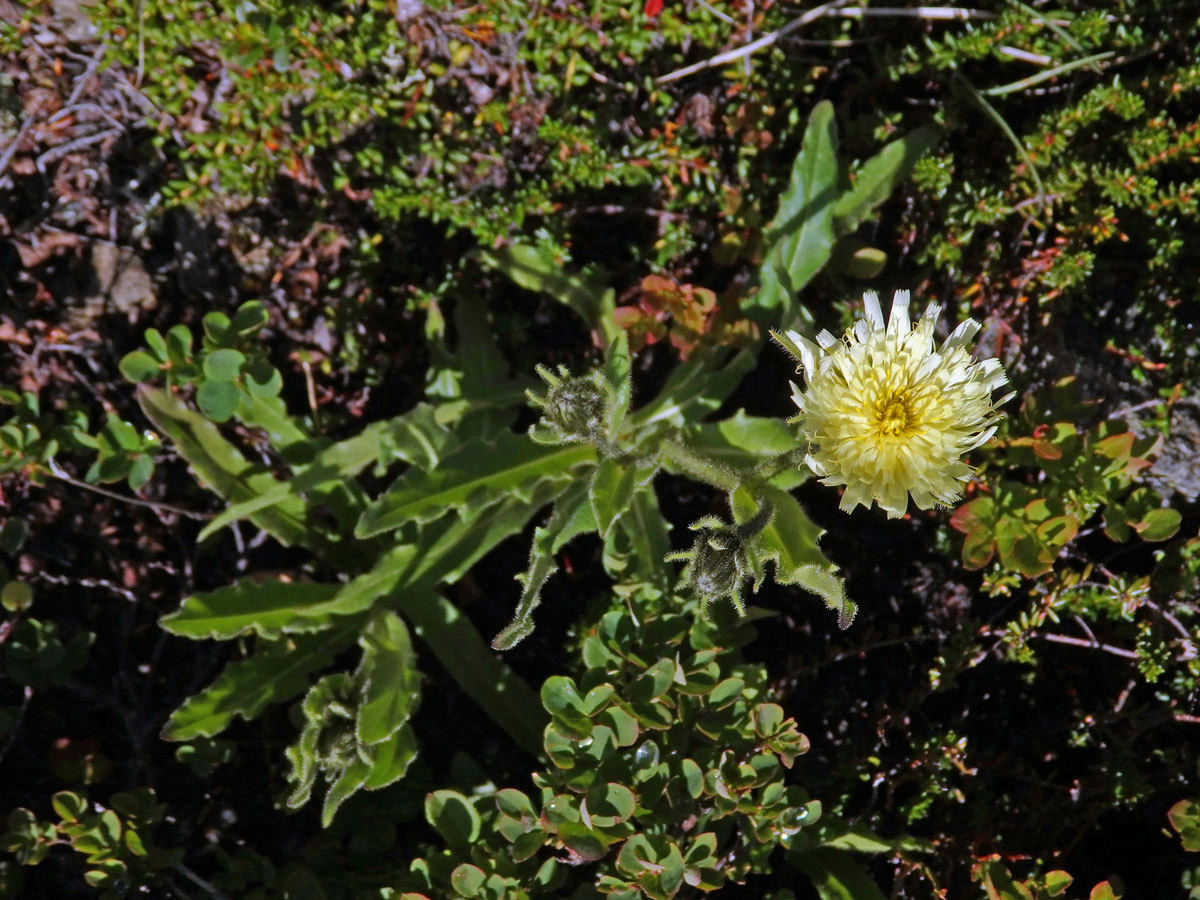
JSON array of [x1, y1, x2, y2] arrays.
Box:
[[734, 485, 852, 628], [244, 359, 283, 398], [356, 612, 421, 745], [355, 431, 594, 536], [165, 325, 193, 365], [143, 327, 167, 360], [196, 380, 240, 422], [819, 826, 893, 854], [479, 243, 619, 346], [0, 517, 28, 554], [84, 859, 128, 890], [492, 482, 595, 650], [559, 822, 610, 863], [1044, 871, 1074, 896], [362, 724, 419, 790], [789, 847, 888, 900], [321, 483, 564, 624], [425, 290, 530, 435], [128, 453, 154, 490], [161, 626, 355, 741], [630, 350, 757, 432], [51, 791, 87, 822], [753, 100, 839, 325], [203, 348, 246, 382], [321, 758, 371, 828], [450, 863, 486, 898], [541, 675, 592, 739], [610, 485, 674, 594], [590, 457, 638, 538], [831, 124, 942, 236], [231, 300, 269, 335], [234, 392, 312, 457], [104, 415, 141, 451], [603, 332, 632, 436], [119, 350, 162, 384], [1, 581, 34, 613], [511, 828, 547, 862], [708, 677, 744, 708], [425, 790, 481, 848], [496, 788, 536, 820], [583, 783, 635, 827], [203, 311, 232, 345], [198, 403, 454, 541], [400, 587, 546, 756], [1134, 507, 1181, 542], [630, 658, 676, 704], [160, 580, 342, 640], [1168, 799, 1200, 851], [138, 386, 320, 551]]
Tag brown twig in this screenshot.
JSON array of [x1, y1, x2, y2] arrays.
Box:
[[1037, 631, 1140, 660], [656, 0, 854, 84]]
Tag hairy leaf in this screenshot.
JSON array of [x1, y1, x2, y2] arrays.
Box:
[[685, 410, 805, 489], [788, 847, 888, 900], [734, 485, 853, 628], [631, 351, 757, 433], [479, 243, 619, 346], [160, 580, 342, 640], [492, 482, 597, 651], [355, 430, 595, 537], [603, 332, 633, 437], [199, 404, 454, 542], [362, 724, 419, 790], [321, 759, 371, 828], [161, 626, 357, 741], [137, 386, 318, 551], [590, 457, 638, 538], [403, 587, 545, 755], [611, 485, 673, 594], [356, 612, 421, 745]]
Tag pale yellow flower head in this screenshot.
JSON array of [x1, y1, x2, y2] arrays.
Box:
[[771, 290, 1012, 518]]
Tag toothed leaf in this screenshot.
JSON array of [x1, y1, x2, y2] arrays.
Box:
[[161, 626, 357, 741], [733, 485, 853, 629], [356, 612, 421, 745], [493, 483, 595, 651], [355, 431, 595, 537], [161, 580, 342, 640]]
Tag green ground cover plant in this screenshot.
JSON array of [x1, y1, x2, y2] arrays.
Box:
[[1, 1, 1199, 898]]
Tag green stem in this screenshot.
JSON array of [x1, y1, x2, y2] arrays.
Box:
[[658, 439, 745, 493], [751, 447, 809, 483]]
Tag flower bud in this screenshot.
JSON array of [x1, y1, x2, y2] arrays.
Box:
[[689, 531, 740, 600], [543, 377, 605, 442]]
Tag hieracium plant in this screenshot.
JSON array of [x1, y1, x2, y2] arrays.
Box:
[[495, 288, 1012, 645], [110, 103, 1011, 828]]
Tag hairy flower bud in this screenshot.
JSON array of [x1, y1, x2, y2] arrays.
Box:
[[668, 502, 773, 616], [544, 377, 605, 441], [527, 364, 611, 445], [690, 530, 741, 600]]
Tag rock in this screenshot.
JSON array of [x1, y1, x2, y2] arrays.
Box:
[[1146, 396, 1200, 503], [90, 241, 156, 314]]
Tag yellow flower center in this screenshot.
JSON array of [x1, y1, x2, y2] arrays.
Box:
[[875, 395, 914, 437]]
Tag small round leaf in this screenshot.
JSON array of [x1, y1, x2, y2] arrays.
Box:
[[203, 349, 246, 382], [196, 380, 240, 423], [119, 351, 161, 384]]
